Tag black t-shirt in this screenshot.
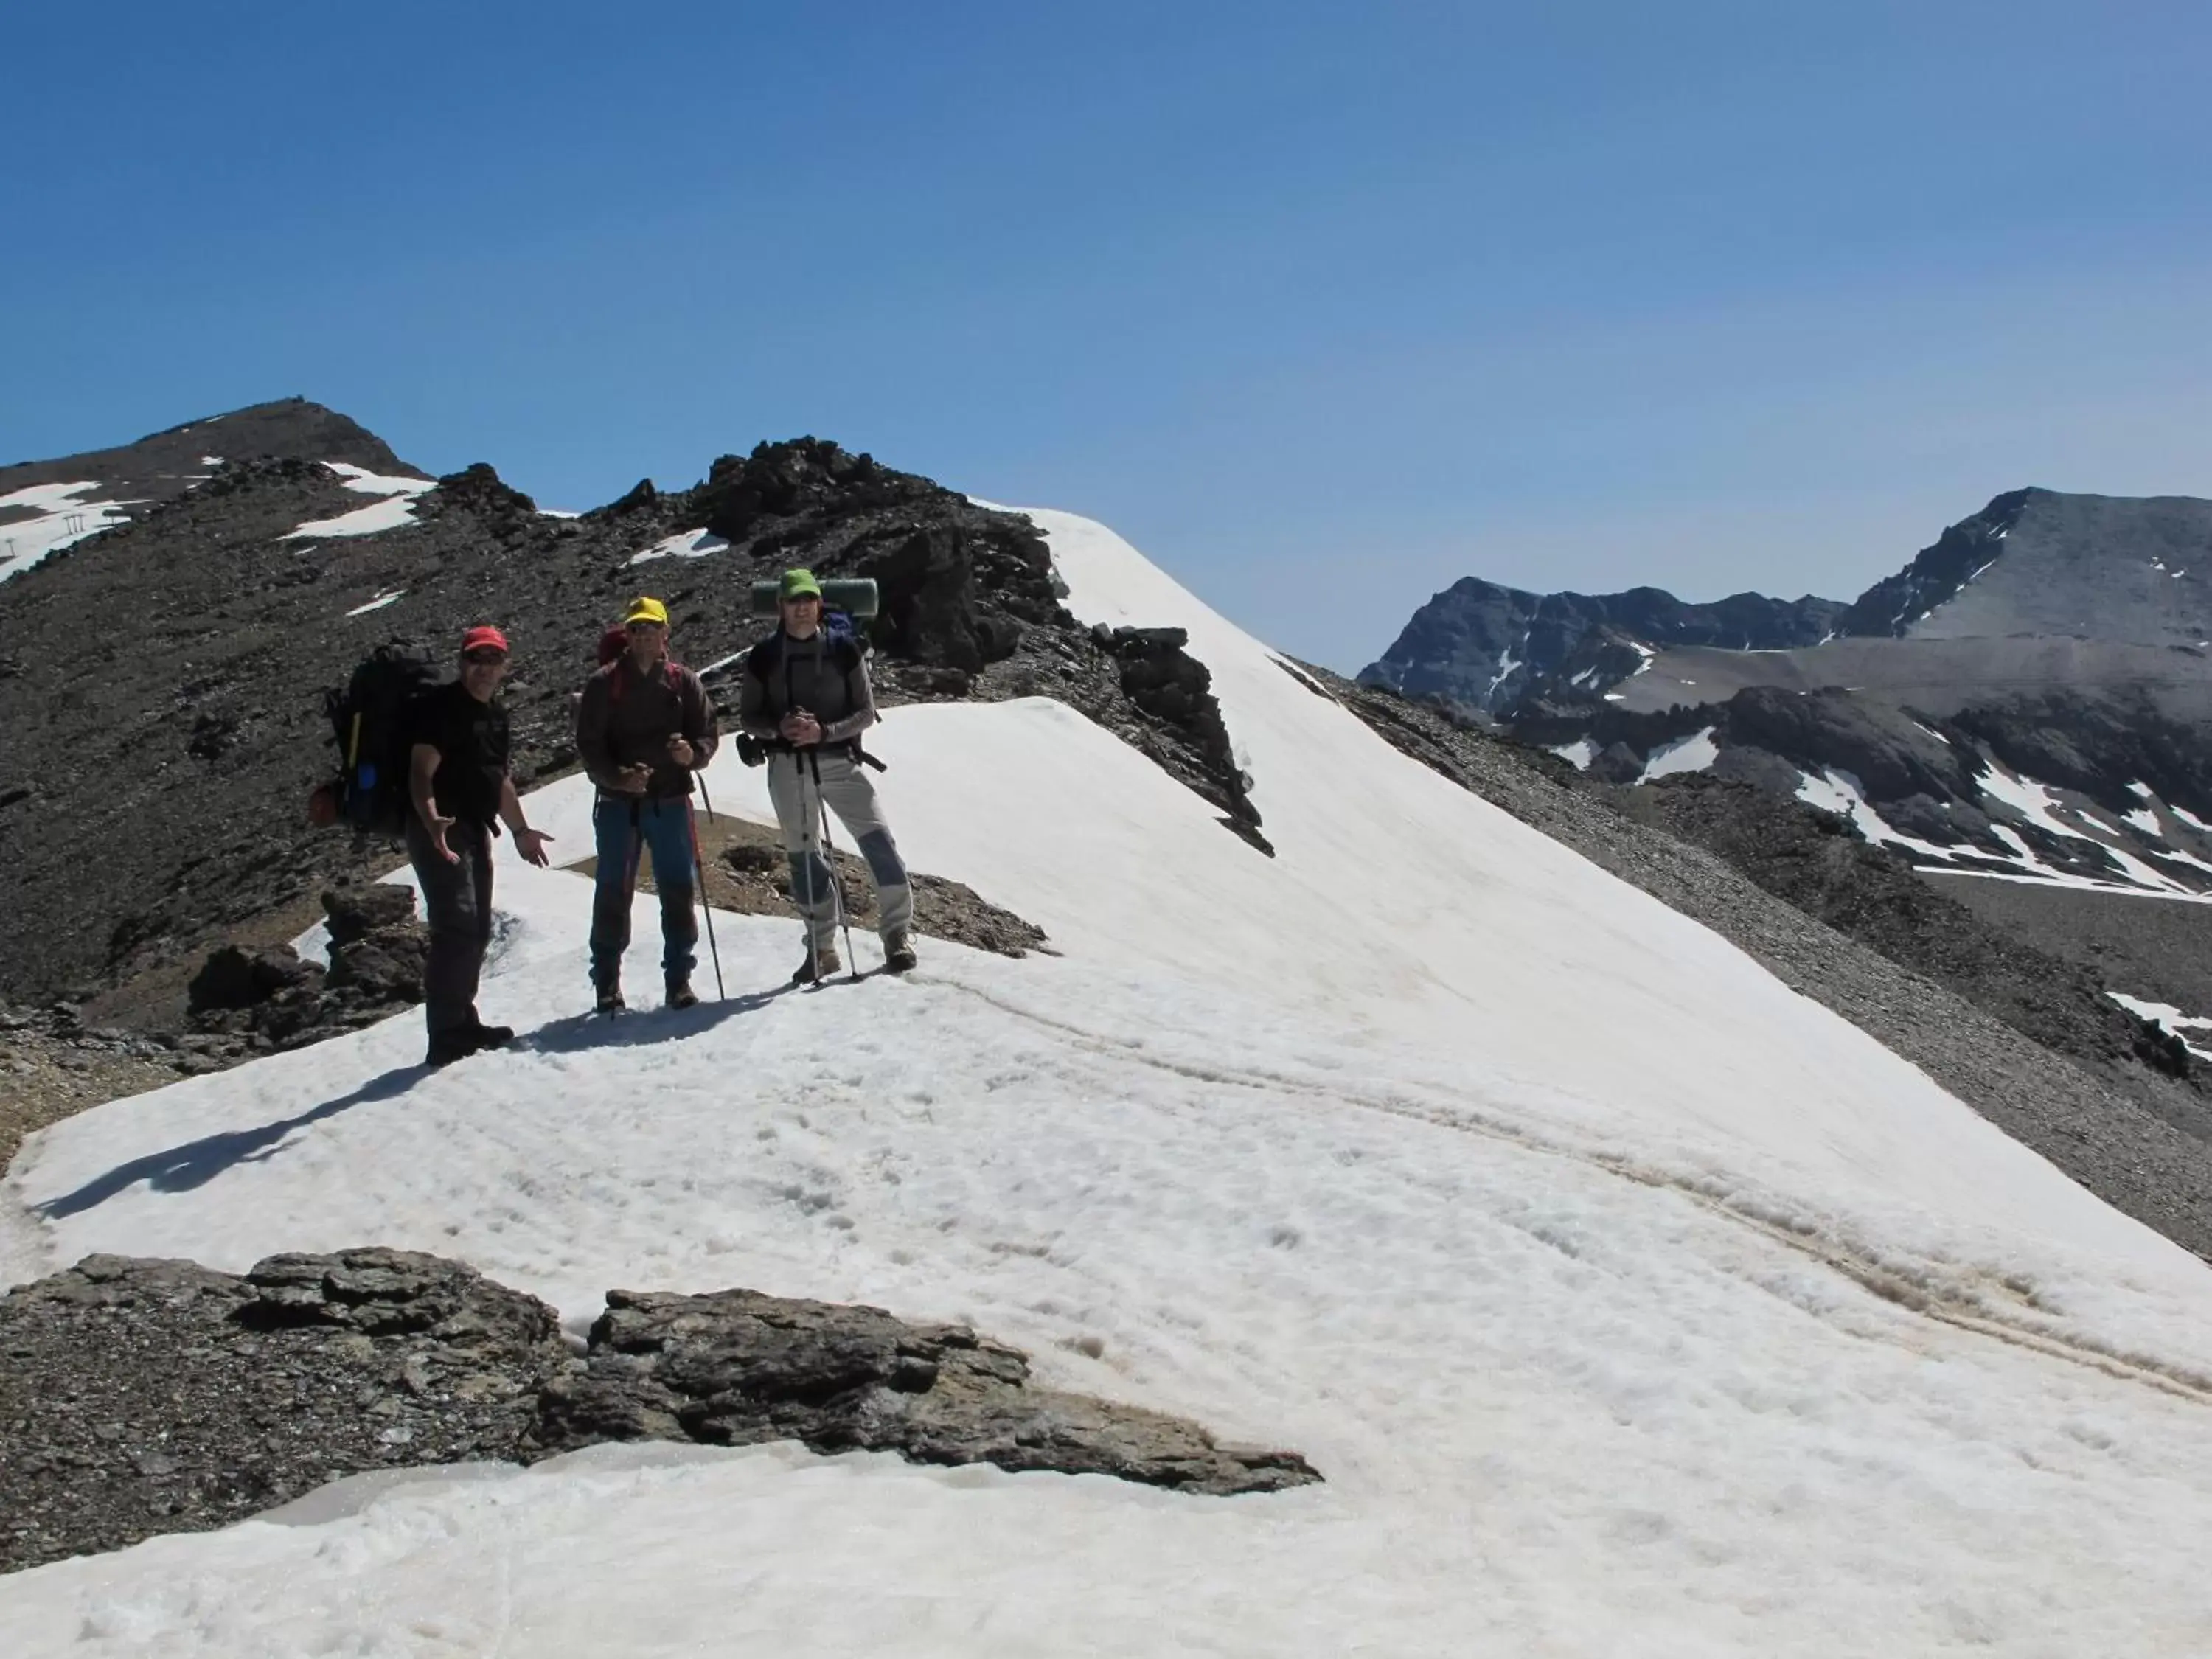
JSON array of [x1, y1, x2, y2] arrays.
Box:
[[406, 681, 510, 826]]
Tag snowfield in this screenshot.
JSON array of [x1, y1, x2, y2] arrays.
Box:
[[6, 509, 2212, 1655]]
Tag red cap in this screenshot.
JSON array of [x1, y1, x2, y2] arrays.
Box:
[[460, 625, 509, 656]]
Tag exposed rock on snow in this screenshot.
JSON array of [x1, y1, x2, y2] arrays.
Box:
[[0, 1248, 566, 1575], [532, 1286, 1318, 1495], [683, 815, 1052, 958], [0, 1252, 1315, 1576], [179, 886, 427, 1058]]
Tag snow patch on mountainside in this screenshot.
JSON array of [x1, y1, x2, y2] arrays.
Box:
[[2109, 992, 2212, 1062], [1638, 726, 1718, 782], [628, 527, 731, 565], [0, 481, 136, 582], [1549, 737, 1597, 770], [281, 463, 435, 540], [1792, 759, 2212, 900]]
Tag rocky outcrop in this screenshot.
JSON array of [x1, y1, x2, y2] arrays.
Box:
[[698, 817, 1052, 958], [0, 1249, 566, 1574], [1, 1252, 1319, 1575], [180, 885, 426, 1057], [1096, 625, 1270, 852], [532, 1286, 1318, 1495]]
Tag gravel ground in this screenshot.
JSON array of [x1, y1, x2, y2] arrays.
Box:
[[1927, 875, 2212, 1017], [1309, 667, 2212, 1263]]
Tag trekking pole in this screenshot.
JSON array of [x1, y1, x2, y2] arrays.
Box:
[[794, 755, 824, 983], [806, 748, 861, 980], [689, 776, 727, 1002]]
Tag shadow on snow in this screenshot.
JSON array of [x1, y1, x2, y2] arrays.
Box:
[[30, 983, 824, 1220]]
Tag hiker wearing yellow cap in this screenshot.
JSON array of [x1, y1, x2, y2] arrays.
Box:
[[739, 568, 915, 981], [575, 595, 719, 1012]]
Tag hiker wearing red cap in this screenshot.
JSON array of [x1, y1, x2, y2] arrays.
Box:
[[575, 596, 719, 1012], [403, 625, 554, 1065]]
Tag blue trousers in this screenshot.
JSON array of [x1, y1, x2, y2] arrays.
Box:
[[589, 795, 698, 988]]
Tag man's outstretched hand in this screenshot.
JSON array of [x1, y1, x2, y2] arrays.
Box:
[[424, 810, 460, 865], [515, 827, 555, 868]]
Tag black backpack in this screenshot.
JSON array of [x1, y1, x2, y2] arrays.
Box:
[[319, 644, 442, 835]]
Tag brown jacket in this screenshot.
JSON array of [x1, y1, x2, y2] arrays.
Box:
[[575, 658, 718, 799]]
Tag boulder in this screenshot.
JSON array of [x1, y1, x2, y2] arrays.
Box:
[[532, 1286, 1318, 1495], [325, 935, 425, 1001], [322, 883, 418, 946], [186, 944, 321, 1012]]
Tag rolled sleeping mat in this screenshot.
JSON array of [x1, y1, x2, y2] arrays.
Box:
[[748, 576, 880, 619]]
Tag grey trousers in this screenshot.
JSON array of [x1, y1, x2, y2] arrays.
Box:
[[765, 749, 913, 950], [405, 815, 493, 1040]]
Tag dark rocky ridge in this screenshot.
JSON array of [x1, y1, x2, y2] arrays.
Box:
[[1, 1251, 1317, 1574], [1834, 489, 2032, 637], [0, 416, 1269, 1015]]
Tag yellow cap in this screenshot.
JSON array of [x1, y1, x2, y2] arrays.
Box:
[[624, 596, 669, 627]]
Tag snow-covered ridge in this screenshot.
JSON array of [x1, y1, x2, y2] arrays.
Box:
[[7, 507, 2212, 1654]]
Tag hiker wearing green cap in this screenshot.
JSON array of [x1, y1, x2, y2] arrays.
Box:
[[739, 568, 915, 981], [576, 595, 719, 1011]]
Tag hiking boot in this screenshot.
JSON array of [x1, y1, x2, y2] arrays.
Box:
[[883, 931, 917, 975], [470, 1021, 515, 1048], [594, 984, 626, 1015], [791, 942, 841, 985], [666, 978, 699, 1010], [425, 1029, 476, 1068]]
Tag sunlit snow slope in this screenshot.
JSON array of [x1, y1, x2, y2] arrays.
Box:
[[6, 510, 2212, 1657]]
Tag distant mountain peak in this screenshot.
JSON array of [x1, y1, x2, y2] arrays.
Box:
[[1831, 489, 2036, 639], [1358, 580, 1844, 715]]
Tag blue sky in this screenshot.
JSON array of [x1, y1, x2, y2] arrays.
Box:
[[7, 1, 2209, 667]]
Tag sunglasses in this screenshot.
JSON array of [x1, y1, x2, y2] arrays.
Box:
[[464, 649, 509, 664]]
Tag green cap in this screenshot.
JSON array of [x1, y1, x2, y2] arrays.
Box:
[[778, 568, 823, 600]]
